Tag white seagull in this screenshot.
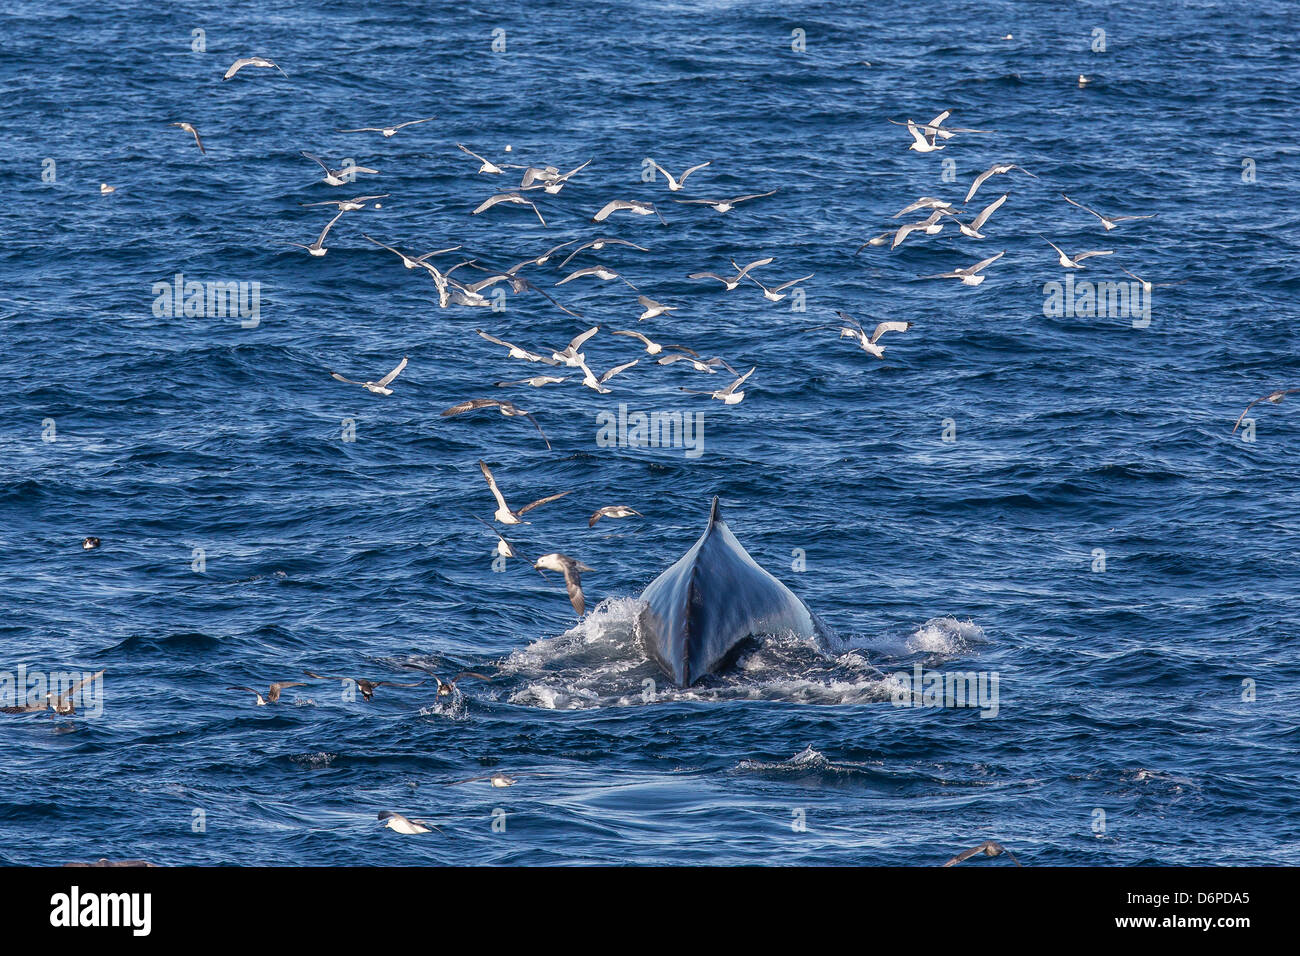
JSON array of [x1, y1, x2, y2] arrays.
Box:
[[330, 357, 408, 396], [1061, 194, 1157, 231], [965, 163, 1036, 203], [812, 312, 910, 359], [556, 264, 637, 291], [1041, 236, 1113, 269], [550, 326, 599, 367], [285, 209, 345, 256], [301, 194, 388, 212], [636, 295, 678, 320], [477, 330, 558, 365], [610, 330, 698, 356], [578, 359, 638, 394], [589, 505, 642, 527], [533, 553, 593, 616], [473, 192, 546, 226], [478, 461, 570, 525], [742, 266, 814, 302], [673, 190, 776, 213], [168, 122, 205, 154], [645, 159, 712, 191], [592, 199, 665, 224], [457, 143, 517, 175], [943, 193, 1007, 239], [302, 151, 379, 186], [682, 366, 755, 405], [223, 57, 287, 80], [441, 400, 552, 448], [558, 237, 649, 268], [337, 117, 436, 138], [688, 257, 773, 291], [922, 251, 1006, 286]]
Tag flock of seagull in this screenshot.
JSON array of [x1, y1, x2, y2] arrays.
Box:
[[58, 50, 1283, 865]]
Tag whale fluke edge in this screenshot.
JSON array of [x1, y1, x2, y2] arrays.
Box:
[[636, 496, 829, 686]]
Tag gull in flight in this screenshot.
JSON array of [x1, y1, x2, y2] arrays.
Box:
[[378, 811, 438, 835], [682, 366, 755, 405], [1061, 194, 1157, 231], [893, 196, 957, 218], [442, 400, 552, 449], [473, 192, 547, 226], [740, 264, 813, 302], [534, 553, 593, 616], [559, 237, 650, 268], [592, 199, 665, 224], [943, 841, 1022, 867], [942, 193, 1007, 239], [495, 374, 568, 388], [477, 329, 559, 365], [1, 670, 104, 715], [337, 117, 435, 138], [1233, 388, 1300, 434], [550, 326, 599, 367], [589, 505, 642, 527], [302, 151, 379, 186], [657, 353, 730, 374], [473, 515, 533, 561], [303, 671, 426, 702], [854, 232, 895, 253], [922, 251, 1006, 286], [168, 122, 205, 154], [688, 257, 773, 291], [610, 329, 698, 356], [501, 240, 583, 273], [1117, 266, 1186, 293], [477, 461, 570, 525], [223, 56, 286, 80], [965, 163, 1036, 203], [578, 359, 638, 394], [285, 209, 345, 256], [226, 681, 305, 706], [363, 234, 435, 269], [809, 312, 910, 359], [673, 189, 776, 213], [637, 295, 678, 320], [556, 264, 637, 291], [450, 771, 520, 788], [1041, 236, 1113, 269], [330, 356, 408, 396], [521, 158, 592, 194], [645, 159, 712, 191], [892, 111, 995, 145], [902, 118, 945, 152], [892, 210, 946, 249], [302, 194, 388, 212], [457, 143, 519, 175]]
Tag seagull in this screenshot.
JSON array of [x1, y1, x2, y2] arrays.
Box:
[[82, 537, 101, 550], [891, 112, 995, 143], [521, 158, 592, 193], [556, 264, 637, 291], [645, 159, 712, 191], [473, 515, 532, 561], [477, 461, 570, 525], [285, 209, 345, 256], [1078, 74, 1090, 87], [495, 374, 568, 388], [330, 357, 408, 396], [226, 681, 305, 706], [688, 257, 773, 290], [965, 163, 1036, 203], [99, 183, 115, 194], [610, 329, 698, 356], [892, 210, 946, 248], [302, 151, 379, 186], [893, 196, 957, 218], [476, 329, 559, 365], [810, 313, 910, 359], [589, 505, 642, 527], [533, 553, 593, 616], [362, 234, 426, 269], [337, 117, 436, 137], [1061, 194, 1157, 231], [1233, 389, 1300, 433], [854, 232, 895, 253], [450, 771, 519, 788], [578, 358, 638, 394], [558, 238, 650, 268], [657, 353, 729, 374], [592, 199, 665, 224], [922, 251, 1005, 286], [378, 811, 437, 835], [457, 143, 519, 175], [301, 194, 388, 211], [550, 326, 599, 367], [682, 366, 755, 405], [303, 672, 426, 701], [473, 192, 546, 226], [1117, 266, 1186, 292], [503, 240, 583, 272], [741, 266, 814, 302], [942, 193, 1007, 238], [2, 671, 104, 715], [943, 840, 1022, 867], [903, 118, 944, 152], [441, 400, 552, 449], [168, 122, 205, 154], [432, 672, 493, 697], [1041, 236, 1113, 269], [636, 295, 678, 320], [673, 190, 776, 213], [223, 56, 287, 80]]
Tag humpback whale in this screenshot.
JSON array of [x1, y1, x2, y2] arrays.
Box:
[[637, 496, 828, 686]]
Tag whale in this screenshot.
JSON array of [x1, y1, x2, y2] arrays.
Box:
[[636, 496, 829, 686]]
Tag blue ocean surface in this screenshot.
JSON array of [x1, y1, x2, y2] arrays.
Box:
[[1, 0, 1297, 866]]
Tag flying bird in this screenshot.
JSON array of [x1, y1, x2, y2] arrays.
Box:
[[473, 515, 532, 561], [533, 553, 593, 616], [303, 672, 426, 701], [965, 163, 1036, 203], [301, 194, 388, 212], [558, 237, 649, 268], [285, 209, 345, 256], [168, 122, 205, 154], [441, 400, 552, 449], [378, 811, 437, 835], [942, 193, 1007, 238], [457, 143, 518, 175], [550, 326, 599, 367], [682, 366, 755, 405], [330, 356, 408, 396], [645, 159, 711, 191], [893, 196, 957, 218], [578, 358, 638, 394], [741, 266, 814, 302], [2, 670, 104, 715], [610, 329, 698, 356], [810, 313, 910, 359], [943, 841, 1022, 867], [556, 264, 637, 291], [337, 117, 436, 137], [302, 151, 379, 186], [688, 257, 773, 291], [1061, 194, 1157, 231], [892, 210, 946, 249], [226, 681, 305, 706], [223, 56, 287, 80], [636, 295, 678, 320], [476, 329, 558, 365], [431, 671, 493, 697], [589, 505, 642, 527], [477, 461, 570, 525], [922, 251, 1005, 286], [473, 192, 546, 226], [1233, 388, 1300, 434], [592, 199, 665, 224], [673, 190, 776, 213], [1041, 236, 1113, 269]]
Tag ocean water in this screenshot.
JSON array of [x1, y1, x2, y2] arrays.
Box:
[[1, 0, 1297, 866]]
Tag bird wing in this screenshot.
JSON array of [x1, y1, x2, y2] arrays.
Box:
[[451, 671, 492, 684], [870, 321, 911, 344], [679, 161, 711, 183], [732, 191, 777, 204], [477, 330, 515, 349], [942, 845, 982, 866], [966, 167, 996, 203], [316, 209, 346, 245], [568, 326, 599, 351], [473, 194, 513, 214], [331, 372, 363, 385], [592, 200, 627, 221], [1073, 250, 1114, 262], [442, 398, 497, 417], [721, 366, 756, 395], [517, 490, 571, 516], [734, 257, 774, 279], [970, 193, 1007, 230], [771, 273, 813, 292], [478, 460, 511, 512], [57, 670, 105, 704], [301, 151, 332, 173], [611, 329, 651, 347], [599, 359, 638, 384], [457, 143, 490, 164], [969, 251, 1005, 273], [561, 563, 586, 616], [376, 357, 408, 387], [687, 271, 728, 284]]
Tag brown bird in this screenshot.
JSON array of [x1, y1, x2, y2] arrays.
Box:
[[534, 553, 593, 616], [589, 505, 642, 527], [433, 671, 493, 697], [226, 681, 305, 706], [943, 840, 1022, 867], [441, 399, 552, 450], [1233, 388, 1300, 433], [2, 670, 103, 715], [304, 671, 426, 701], [168, 122, 205, 154]]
